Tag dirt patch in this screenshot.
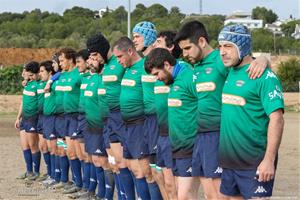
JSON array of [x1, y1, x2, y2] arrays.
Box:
[[0, 48, 58, 66]]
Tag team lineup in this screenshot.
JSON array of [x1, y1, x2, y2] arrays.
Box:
[[14, 20, 285, 200]]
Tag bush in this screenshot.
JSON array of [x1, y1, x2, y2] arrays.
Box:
[[277, 58, 300, 92], [0, 65, 23, 94]]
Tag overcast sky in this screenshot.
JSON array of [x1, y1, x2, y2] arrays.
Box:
[[0, 0, 299, 19]]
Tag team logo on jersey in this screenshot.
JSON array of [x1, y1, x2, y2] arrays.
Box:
[[84, 91, 93, 97], [173, 86, 180, 91], [110, 65, 115, 70], [205, 67, 213, 74], [62, 79, 66, 82], [268, 85, 283, 100], [90, 82, 95, 86], [154, 86, 170, 94], [98, 89, 106, 95], [121, 79, 136, 87], [80, 84, 87, 89], [44, 93, 51, 98], [103, 75, 118, 82], [64, 86, 72, 91], [141, 75, 157, 82], [193, 74, 197, 82], [37, 89, 44, 94], [68, 78, 72, 82], [265, 71, 278, 80], [131, 70, 137, 75], [168, 98, 182, 107], [222, 94, 246, 106], [23, 90, 36, 96], [196, 82, 216, 92], [31, 85, 35, 89], [236, 80, 245, 87]]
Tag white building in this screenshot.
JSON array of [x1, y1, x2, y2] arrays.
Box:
[[291, 24, 300, 39], [224, 11, 263, 29], [94, 8, 114, 18]]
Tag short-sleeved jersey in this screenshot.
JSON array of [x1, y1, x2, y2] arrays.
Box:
[[43, 83, 56, 116], [54, 72, 67, 114], [78, 72, 91, 113], [63, 67, 81, 113], [22, 80, 38, 118], [220, 64, 284, 170], [36, 80, 46, 113]]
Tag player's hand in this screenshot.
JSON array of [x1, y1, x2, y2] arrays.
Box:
[[257, 158, 275, 182], [246, 57, 268, 79], [21, 80, 28, 87], [44, 83, 51, 92], [14, 118, 20, 129]]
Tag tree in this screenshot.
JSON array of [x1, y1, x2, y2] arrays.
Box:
[[277, 58, 300, 92], [252, 6, 278, 24]]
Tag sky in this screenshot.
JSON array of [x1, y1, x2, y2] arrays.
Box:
[[0, 0, 299, 20]]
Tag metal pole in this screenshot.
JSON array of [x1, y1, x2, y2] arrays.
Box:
[[127, 0, 131, 38], [273, 32, 276, 55], [199, 0, 202, 15]]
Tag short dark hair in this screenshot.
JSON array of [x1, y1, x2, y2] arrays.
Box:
[[40, 60, 55, 75], [158, 31, 182, 59], [25, 61, 39, 73], [175, 20, 209, 44], [113, 36, 135, 52], [144, 48, 176, 74], [58, 48, 77, 64], [76, 49, 89, 61]]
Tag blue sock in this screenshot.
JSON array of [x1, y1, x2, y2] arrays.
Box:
[[96, 167, 105, 198], [54, 155, 61, 182], [83, 162, 91, 190], [22, 149, 33, 173], [43, 152, 51, 176], [148, 182, 163, 200], [88, 164, 97, 193], [135, 177, 151, 200], [60, 156, 69, 183], [114, 173, 126, 200], [70, 158, 83, 188], [32, 151, 41, 173], [104, 170, 115, 200], [119, 168, 135, 200], [50, 154, 55, 179]]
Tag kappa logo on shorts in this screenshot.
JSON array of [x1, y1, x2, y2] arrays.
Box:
[[186, 167, 192, 173], [254, 186, 267, 194], [50, 134, 55, 138], [214, 167, 223, 174], [29, 127, 36, 131], [95, 149, 102, 154], [90, 178, 96, 182], [72, 132, 77, 136], [55, 169, 60, 173]]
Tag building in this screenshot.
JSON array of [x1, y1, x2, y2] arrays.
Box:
[[224, 11, 263, 29], [291, 24, 300, 39], [94, 7, 114, 18]]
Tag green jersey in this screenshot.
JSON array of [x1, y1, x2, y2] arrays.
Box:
[[43, 83, 56, 116], [120, 58, 145, 121], [54, 72, 67, 114], [154, 80, 170, 136], [220, 64, 284, 169], [102, 55, 125, 111], [78, 72, 91, 113], [36, 80, 46, 113], [84, 73, 106, 129], [194, 50, 229, 133], [63, 67, 81, 113], [22, 80, 38, 118], [97, 74, 109, 121], [141, 69, 157, 115], [168, 64, 198, 158]]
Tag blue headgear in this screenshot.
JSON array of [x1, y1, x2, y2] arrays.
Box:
[[132, 21, 157, 47], [218, 24, 252, 59]]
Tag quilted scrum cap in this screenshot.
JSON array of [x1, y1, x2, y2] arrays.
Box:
[[218, 24, 252, 59], [132, 21, 157, 47]]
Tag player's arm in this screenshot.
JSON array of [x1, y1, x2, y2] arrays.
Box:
[[44, 71, 61, 92], [247, 56, 270, 79], [15, 101, 23, 129], [257, 109, 284, 182]]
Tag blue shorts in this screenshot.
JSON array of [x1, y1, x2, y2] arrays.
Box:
[[84, 127, 107, 156], [156, 136, 173, 169], [220, 168, 275, 199], [144, 114, 159, 155], [75, 114, 86, 140], [123, 120, 149, 159], [43, 115, 57, 140], [172, 157, 193, 177], [37, 114, 44, 134], [20, 115, 38, 133], [65, 113, 79, 139], [55, 114, 66, 138], [106, 111, 125, 143], [192, 131, 222, 178], [103, 123, 111, 149]]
